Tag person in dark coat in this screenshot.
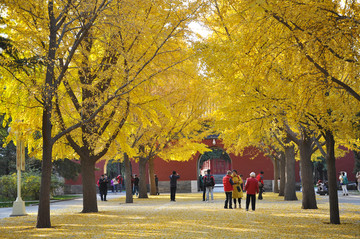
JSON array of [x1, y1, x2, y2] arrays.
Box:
[[133, 174, 139, 197], [155, 174, 159, 195], [204, 169, 215, 202], [99, 174, 109, 201], [169, 171, 180, 201]]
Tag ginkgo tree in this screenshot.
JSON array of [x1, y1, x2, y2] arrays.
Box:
[[120, 60, 211, 199], [52, 0, 206, 212], [1, 0, 207, 226], [0, 0, 117, 228], [200, 0, 360, 224]]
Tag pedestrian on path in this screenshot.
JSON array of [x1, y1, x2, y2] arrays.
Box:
[[99, 174, 109, 201], [223, 170, 234, 209], [339, 171, 349, 196], [170, 171, 180, 201], [356, 171, 360, 192], [155, 174, 160, 195], [117, 174, 123, 192], [232, 170, 243, 209], [204, 169, 215, 202], [199, 173, 205, 201], [245, 172, 259, 211], [133, 175, 139, 197], [256, 171, 264, 200]]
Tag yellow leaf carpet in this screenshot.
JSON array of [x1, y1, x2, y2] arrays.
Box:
[[0, 192, 359, 238]]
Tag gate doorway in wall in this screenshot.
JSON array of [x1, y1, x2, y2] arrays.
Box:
[[198, 148, 232, 185]]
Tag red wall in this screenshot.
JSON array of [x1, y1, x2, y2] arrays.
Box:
[[65, 140, 357, 186], [153, 139, 274, 182], [336, 149, 356, 181]]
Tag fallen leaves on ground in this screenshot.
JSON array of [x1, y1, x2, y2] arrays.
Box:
[[0, 192, 359, 238]]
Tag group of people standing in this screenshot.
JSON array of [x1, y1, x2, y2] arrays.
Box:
[[199, 169, 265, 211], [222, 170, 264, 211]]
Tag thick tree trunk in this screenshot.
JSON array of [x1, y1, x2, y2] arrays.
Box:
[[124, 153, 133, 203], [284, 144, 297, 201], [148, 157, 156, 195], [80, 158, 98, 213], [36, 17, 57, 227], [36, 117, 52, 228], [270, 157, 279, 193], [299, 137, 318, 209], [279, 152, 285, 196], [325, 130, 340, 224], [138, 157, 148, 198]]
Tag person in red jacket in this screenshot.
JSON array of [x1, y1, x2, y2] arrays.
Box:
[[256, 171, 264, 200], [245, 172, 259, 211], [223, 170, 234, 209]]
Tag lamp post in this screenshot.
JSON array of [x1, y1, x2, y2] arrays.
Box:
[[8, 127, 27, 217]]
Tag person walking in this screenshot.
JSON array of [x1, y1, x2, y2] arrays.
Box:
[[117, 174, 123, 192], [155, 174, 160, 195], [201, 174, 206, 201], [99, 174, 109, 201], [339, 171, 349, 196], [232, 170, 243, 209], [223, 170, 234, 209], [170, 171, 180, 201], [204, 169, 215, 202], [133, 174, 139, 197], [256, 171, 264, 200], [356, 171, 360, 192], [199, 174, 205, 201], [244, 172, 259, 211]]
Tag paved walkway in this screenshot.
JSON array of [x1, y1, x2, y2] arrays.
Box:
[[0, 191, 358, 220], [0, 192, 126, 219]]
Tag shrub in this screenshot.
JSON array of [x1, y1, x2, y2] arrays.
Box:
[[0, 172, 64, 201], [0, 174, 17, 201]]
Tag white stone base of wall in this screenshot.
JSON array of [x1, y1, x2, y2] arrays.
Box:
[[158, 180, 198, 193]]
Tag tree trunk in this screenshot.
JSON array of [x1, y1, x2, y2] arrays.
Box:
[[138, 157, 148, 198], [279, 152, 285, 196], [36, 118, 52, 228], [270, 156, 279, 193], [36, 16, 57, 227], [148, 157, 156, 195], [284, 144, 297, 200], [124, 153, 133, 203], [325, 130, 340, 224], [80, 158, 98, 213], [299, 137, 317, 209]]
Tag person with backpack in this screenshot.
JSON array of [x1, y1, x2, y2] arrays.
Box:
[[203, 169, 215, 202], [339, 171, 349, 196]]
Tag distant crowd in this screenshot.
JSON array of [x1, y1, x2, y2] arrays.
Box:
[[96, 169, 360, 208]]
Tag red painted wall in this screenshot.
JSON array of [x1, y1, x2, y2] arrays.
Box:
[[153, 139, 274, 182], [65, 140, 357, 187], [336, 149, 356, 181]]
